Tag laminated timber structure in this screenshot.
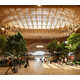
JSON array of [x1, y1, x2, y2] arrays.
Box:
[[0, 5, 80, 51], [0, 6, 80, 38]]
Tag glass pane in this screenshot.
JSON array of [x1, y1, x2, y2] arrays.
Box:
[[43, 22, 46, 25], [34, 26, 37, 29], [47, 21, 51, 26], [28, 22, 32, 26], [33, 21, 37, 25], [38, 25, 41, 29], [42, 25, 46, 29], [28, 26, 32, 28]]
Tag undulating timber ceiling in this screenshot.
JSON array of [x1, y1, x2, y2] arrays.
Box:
[[0, 6, 80, 39], [0, 6, 80, 29]]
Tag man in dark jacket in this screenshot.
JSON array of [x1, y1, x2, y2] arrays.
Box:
[[24, 57, 29, 68]]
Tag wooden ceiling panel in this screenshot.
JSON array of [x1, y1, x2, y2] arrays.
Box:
[[0, 6, 80, 38]]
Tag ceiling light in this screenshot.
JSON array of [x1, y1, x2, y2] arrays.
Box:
[[74, 28, 77, 31], [36, 45, 44, 48], [37, 4, 41, 7], [1, 28, 5, 31]]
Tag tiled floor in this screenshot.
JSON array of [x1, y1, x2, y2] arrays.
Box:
[[0, 60, 80, 75]]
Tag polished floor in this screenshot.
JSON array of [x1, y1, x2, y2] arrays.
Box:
[[0, 60, 80, 75]]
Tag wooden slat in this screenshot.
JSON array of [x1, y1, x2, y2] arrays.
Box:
[[15, 8, 25, 28], [46, 9, 51, 29], [52, 8, 58, 29], [41, 8, 43, 29], [21, 8, 29, 29], [35, 8, 38, 29], [28, 8, 34, 29]]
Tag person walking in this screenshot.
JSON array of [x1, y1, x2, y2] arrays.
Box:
[[24, 57, 29, 68], [5, 58, 13, 74], [64, 57, 67, 64], [5, 57, 18, 74]]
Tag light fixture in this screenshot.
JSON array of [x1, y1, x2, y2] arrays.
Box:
[[1, 28, 5, 31], [36, 45, 44, 48], [65, 41, 68, 44], [31, 51, 45, 55], [74, 28, 77, 31], [37, 4, 41, 7], [57, 41, 60, 45]]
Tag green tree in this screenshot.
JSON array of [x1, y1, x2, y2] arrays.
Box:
[[56, 42, 69, 57], [0, 35, 7, 56], [47, 40, 69, 58], [67, 33, 80, 60], [47, 40, 58, 56], [67, 33, 80, 52], [5, 32, 27, 57]]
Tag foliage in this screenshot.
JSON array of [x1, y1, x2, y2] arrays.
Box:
[[47, 40, 69, 57], [5, 32, 27, 57], [0, 35, 7, 56], [67, 33, 80, 52], [47, 40, 58, 56], [56, 42, 69, 57]]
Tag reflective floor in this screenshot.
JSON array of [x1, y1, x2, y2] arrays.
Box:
[[0, 60, 80, 75]]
